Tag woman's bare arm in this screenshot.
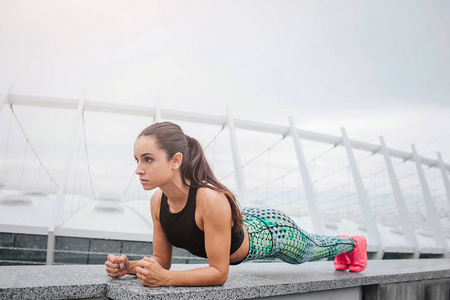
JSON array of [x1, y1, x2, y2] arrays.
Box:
[[106, 190, 172, 277], [136, 188, 233, 286], [149, 190, 173, 270]]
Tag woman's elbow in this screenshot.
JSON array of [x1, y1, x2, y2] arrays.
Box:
[[214, 270, 229, 286], [212, 276, 227, 286], [152, 255, 171, 270]]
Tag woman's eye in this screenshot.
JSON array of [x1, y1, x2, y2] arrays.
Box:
[[144, 157, 153, 163]]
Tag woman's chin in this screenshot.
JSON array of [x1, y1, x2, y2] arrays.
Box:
[[141, 184, 155, 191]]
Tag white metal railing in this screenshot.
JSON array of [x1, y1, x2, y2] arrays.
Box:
[[1, 90, 449, 263]]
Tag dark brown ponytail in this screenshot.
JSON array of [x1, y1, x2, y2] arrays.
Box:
[[138, 122, 243, 233]]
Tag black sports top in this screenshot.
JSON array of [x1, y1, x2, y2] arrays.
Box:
[[159, 186, 245, 259]]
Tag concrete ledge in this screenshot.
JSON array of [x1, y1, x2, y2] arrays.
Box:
[[1, 259, 449, 299], [0, 265, 107, 299], [363, 278, 450, 300]]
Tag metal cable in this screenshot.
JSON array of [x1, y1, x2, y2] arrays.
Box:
[[10, 106, 59, 187], [306, 144, 337, 164], [241, 135, 286, 168], [204, 125, 225, 150], [247, 166, 299, 194]]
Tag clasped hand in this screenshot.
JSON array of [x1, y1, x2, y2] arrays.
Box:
[[105, 254, 168, 287], [136, 256, 168, 287], [105, 254, 130, 278]]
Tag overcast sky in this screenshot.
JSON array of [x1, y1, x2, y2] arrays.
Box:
[[1, 1, 450, 197]]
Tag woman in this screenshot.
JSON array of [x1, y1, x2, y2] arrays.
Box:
[[105, 122, 367, 287]]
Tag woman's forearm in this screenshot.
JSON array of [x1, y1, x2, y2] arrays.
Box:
[[165, 266, 228, 286], [128, 256, 170, 275], [152, 255, 171, 270]]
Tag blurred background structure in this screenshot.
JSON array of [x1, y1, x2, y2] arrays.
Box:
[[0, 92, 449, 265], [1, 0, 449, 266]]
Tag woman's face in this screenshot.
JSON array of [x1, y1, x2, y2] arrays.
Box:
[[134, 135, 175, 190]]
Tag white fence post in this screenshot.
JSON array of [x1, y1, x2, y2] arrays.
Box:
[[341, 127, 384, 259], [289, 117, 326, 235], [46, 99, 85, 265], [437, 152, 450, 208], [0, 85, 13, 115], [226, 107, 246, 205], [380, 136, 419, 258], [411, 145, 448, 256]]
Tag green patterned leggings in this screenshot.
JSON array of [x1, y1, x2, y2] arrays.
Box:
[[242, 208, 355, 264]]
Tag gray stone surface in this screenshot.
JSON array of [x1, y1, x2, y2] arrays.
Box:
[[0, 265, 108, 299], [0, 259, 449, 299]]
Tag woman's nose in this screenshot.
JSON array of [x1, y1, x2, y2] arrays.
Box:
[[135, 164, 144, 175]]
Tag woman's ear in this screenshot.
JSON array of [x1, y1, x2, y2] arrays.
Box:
[[172, 152, 183, 169]]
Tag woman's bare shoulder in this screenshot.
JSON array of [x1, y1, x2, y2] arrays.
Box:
[[197, 186, 226, 199], [196, 187, 230, 211], [151, 189, 163, 201], [150, 189, 163, 214]]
